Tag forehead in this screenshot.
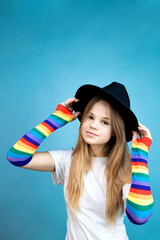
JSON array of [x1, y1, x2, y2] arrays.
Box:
[[90, 100, 110, 116]]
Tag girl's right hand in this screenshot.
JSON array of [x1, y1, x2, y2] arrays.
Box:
[[132, 122, 152, 142], [60, 98, 81, 121]]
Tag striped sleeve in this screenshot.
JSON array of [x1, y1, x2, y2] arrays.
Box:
[[6, 104, 73, 167], [126, 137, 154, 225]]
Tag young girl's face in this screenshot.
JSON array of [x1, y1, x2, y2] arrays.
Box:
[[81, 100, 112, 155]]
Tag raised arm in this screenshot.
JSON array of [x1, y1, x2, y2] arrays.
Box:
[[124, 123, 154, 225], [6, 98, 80, 171]]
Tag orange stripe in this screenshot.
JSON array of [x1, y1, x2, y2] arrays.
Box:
[[130, 188, 151, 195], [39, 123, 52, 135], [21, 137, 38, 149], [18, 140, 37, 151], [41, 121, 54, 132], [129, 191, 152, 200]]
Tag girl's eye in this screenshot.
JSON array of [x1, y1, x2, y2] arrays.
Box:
[[88, 115, 93, 119], [102, 121, 109, 125]]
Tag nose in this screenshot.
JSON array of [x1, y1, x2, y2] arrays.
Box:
[[90, 119, 98, 129]]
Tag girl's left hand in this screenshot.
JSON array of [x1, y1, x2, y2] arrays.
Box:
[[60, 98, 81, 121], [132, 122, 152, 142]]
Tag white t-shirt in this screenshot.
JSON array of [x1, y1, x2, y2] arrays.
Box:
[[49, 148, 131, 240]]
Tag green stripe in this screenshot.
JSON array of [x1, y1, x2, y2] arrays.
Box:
[[11, 147, 32, 156], [132, 147, 148, 158], [132, 172, 149, 179], [127, 199, 154, 211], [33, 128, 46, 139], [53, 114, 69, 124]]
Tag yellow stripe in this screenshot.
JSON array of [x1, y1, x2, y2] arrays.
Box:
[[18, 140, 37, 151], [129, 192, 152, 200], [36, 125, 50, 137], [14, 143, 35, 154], [39, 123, 52, 135], [132, 168, 148, 174], [127, 195, 153, 205], [54, 111, 73, 122], [132, 165, 148, 170], [132, 142, 148, 151]]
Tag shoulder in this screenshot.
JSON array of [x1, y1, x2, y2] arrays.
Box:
[[49, 148, 74, 185], [49, 148, 74, 170], [49, 148, 74, 159]]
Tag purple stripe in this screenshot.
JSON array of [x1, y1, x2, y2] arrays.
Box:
[[46, 117, 61, 128], [126, 208, 151, 225], [44, 119, 58, 130], [131, 155, 148, 162], [26, 132, 42, 144], [11, 157, 32, 166], [131, 158, 147, 164], [132, 180, 150, 187], [23, 135, 39, 147], [131, 184, 150, 191], [7, 156, 29, 162]]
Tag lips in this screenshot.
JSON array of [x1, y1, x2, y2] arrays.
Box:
[[86, 131, 97, 136]]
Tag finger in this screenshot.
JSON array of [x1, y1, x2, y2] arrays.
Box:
[[61, 98, 79, 111], [65, 98, 79, 105], [138, 123, 152, 141], [132, 131, 138, 142], [72, 111, 81, 121], [65, 98, 79, 110]]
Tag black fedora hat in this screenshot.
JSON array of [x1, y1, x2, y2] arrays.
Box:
[[73, 82, 138, 142]]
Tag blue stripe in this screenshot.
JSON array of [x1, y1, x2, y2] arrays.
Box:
[[29, 129, 44, 141], [49, 115, 65, 126], [132, 176, 149, 182], [131, 184, 150, 191], [126, 202, 153, 218], [23, 135, 39, 146], [7, 151, 31, 158], [132, 150, 148, 159]]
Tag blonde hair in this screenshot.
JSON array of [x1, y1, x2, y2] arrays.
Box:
[[66, 97, 131, 225]]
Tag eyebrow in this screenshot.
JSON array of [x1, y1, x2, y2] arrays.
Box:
[[90, 112, 110, 120]]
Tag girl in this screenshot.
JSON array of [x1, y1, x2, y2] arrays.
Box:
[[7, 82, 154, 240]]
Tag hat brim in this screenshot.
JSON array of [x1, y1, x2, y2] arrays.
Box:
[[73, 84, 138, 142]]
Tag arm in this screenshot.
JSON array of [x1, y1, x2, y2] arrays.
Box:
[[124, 123, 154, 225], [6, 98, 80, 171]]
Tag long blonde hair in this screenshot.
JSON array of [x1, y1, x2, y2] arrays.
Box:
[[66, 96, 131, 225]]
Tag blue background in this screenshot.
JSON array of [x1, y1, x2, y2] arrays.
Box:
[[1, 0, 160, 239]]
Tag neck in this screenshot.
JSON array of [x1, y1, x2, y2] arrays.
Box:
[[90, 145, 106, 158]]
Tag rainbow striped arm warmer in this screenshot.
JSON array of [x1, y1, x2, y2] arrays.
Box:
[[6, 104, 73, 167], [126, 137, 154, 225]]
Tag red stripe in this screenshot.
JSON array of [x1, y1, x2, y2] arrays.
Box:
[[130, 188, 152, 195], [41, 121, 54, 132], [131, 162, 148, 168], [20, 137, 38, 149], [135, 137, 152, 149], [56, 104, 73, 115]]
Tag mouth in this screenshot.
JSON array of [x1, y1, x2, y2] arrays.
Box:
[[86, 131, 97, 137]]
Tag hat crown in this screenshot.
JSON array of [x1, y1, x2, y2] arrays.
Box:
[[103, 82, 130, 109]]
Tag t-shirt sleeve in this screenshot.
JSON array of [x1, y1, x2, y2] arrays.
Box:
[[48, 148, 73, 185], [122, 183, 131, 201]]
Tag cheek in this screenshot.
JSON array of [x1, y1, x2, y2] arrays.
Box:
[[80, 122, 86, 136], [81, 120, 88, 130], [103, 127, 112, 140]]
